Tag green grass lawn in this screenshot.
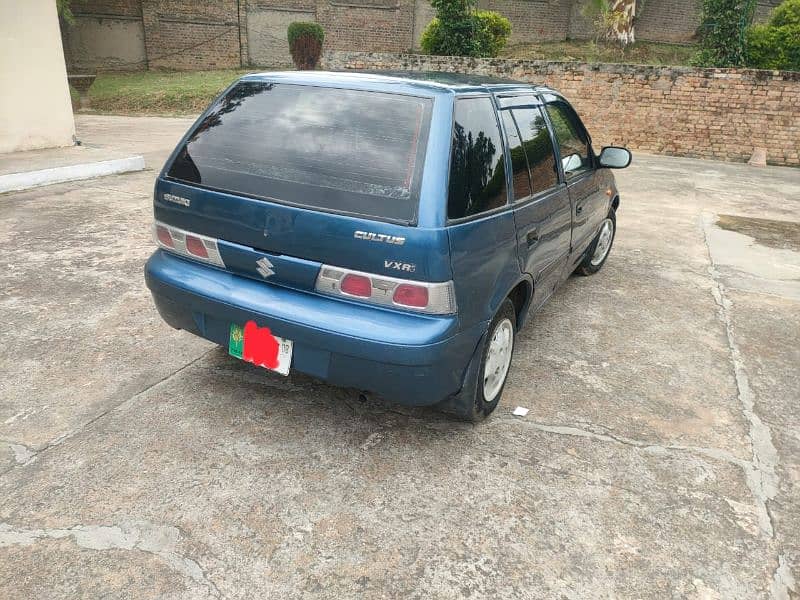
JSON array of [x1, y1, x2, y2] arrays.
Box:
[[72, 42, 695, 115], [500, 40, 697, 66], [72, 69, 250, 115]]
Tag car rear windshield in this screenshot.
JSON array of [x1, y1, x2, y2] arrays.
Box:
[[166, 81, 432, 223]]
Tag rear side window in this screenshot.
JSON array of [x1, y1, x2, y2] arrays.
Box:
[[167, 82, 432, 223], [511, 107, 559, 194], [447, 97, 508, 220], [500, 111, 532, 201]]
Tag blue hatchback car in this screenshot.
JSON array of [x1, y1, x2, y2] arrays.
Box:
[[145, 70, 631, 420]]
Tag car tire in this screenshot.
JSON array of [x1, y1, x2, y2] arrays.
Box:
[[439, 299, 516, 422], [576, 209, 616, 276]]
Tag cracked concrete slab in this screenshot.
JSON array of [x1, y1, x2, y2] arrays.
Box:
[[0, 116, 798, 598], [0, 175, 212, 471], [0, 352, 782, 598]]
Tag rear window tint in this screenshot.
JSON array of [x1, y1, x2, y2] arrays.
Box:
[[167, 82, 432, 223], [447, 97, 508, 220]]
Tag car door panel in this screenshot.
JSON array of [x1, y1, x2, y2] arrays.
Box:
[[514, 189, 572, 309], [498, 99, 572, 311], [445, 95, 523, 328], [566, 172, 602, 256], [541, 95, 608, 266]]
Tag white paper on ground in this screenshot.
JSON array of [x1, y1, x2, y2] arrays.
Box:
[[512, 406, 529, 417]]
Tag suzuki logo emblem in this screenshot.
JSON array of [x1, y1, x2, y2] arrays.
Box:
[[256, 257, 275, 279]]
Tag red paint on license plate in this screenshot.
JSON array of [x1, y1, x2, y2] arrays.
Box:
[[242, 320, 280, 370]]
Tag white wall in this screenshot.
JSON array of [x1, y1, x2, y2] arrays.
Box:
[[0, 0, 75, 154]]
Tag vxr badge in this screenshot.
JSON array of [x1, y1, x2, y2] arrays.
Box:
[[256, 257, 275, 279]]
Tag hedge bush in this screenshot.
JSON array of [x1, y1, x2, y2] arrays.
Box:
[[746, 0, 800, 70], [287, 22, 324, 70], [692, 0, 756, 67], [420, 0, 510, 57], [475, 10, 512, 57]]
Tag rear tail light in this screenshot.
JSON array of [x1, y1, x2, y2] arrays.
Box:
[[152, 221, 225, 268], [315, 265, 456, 315], [393, 284, 429, 308], [155, 225, 174, 248], [340, 274, 372, 297], [185, 235, 209, 259]]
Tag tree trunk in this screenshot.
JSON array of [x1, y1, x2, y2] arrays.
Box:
[[609, 0, 636, 45]]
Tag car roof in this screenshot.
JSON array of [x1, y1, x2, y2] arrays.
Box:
[[240, 70, 552, 95]]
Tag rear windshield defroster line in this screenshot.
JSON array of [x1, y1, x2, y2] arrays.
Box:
[[166, 81, 433, 223]]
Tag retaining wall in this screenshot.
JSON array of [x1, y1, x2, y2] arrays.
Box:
[[325, 51, 800, 167]]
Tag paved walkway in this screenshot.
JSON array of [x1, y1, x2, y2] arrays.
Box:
[[0, 115, 798, 599]]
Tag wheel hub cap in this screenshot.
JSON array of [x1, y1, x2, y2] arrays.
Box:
[[591, 219, 614, 266], [483, 319, 514, 402]]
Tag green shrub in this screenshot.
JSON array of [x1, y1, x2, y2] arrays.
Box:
[[475, 10, 512, 57], [287, 22, 324, 70], [421, 0, 480, 57], [746, 0, 800, 70], [419, 18, 444, 55], [692, 0, 756, 67], [420, 0, 510, 58], [771, 0, 800, 26]]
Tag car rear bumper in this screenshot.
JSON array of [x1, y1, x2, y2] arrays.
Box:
[[145, 250, 486, 406]]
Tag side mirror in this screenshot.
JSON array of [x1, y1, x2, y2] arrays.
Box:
[[562, 153, 583, 173], [599, 146, 632, 169]]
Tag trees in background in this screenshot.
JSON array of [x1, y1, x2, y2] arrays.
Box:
[[692, 0, 756, 67], [693, 0, 799, 70], [746, 0, 800, 70], [582, 0, 641, 46], [421, 0, 511, 58]]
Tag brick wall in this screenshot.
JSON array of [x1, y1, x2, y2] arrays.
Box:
[[324, 51, 800, 167], [76, 0, 142, 17], [317, 0, 416, 52], [569, 0, 703, 44], [62, 0, 790, 71], [140, 0, 242, 70], [479, 0, 572, 43]]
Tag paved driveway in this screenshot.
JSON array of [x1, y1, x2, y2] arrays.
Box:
[[1, 115, 798, 599]]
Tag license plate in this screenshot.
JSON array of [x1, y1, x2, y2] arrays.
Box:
[[229, 321, 292, 376]]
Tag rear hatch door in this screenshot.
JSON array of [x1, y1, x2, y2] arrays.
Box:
[[155, 79, 451, 289]]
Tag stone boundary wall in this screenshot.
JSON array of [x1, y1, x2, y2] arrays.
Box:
[[324, 51, 800, 167], [62, 0, 785, 71]]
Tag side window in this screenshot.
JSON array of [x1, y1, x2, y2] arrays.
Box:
[[544, 101, 591, 179], [511, 107, 558, 194], [500, 110, 532, 201], [447, 98, 508, 220]]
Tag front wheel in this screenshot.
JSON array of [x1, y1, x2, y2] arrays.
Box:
[[576, 210, 616, 276], [438, 299, 516, 422]]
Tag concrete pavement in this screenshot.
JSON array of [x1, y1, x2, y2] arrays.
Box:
[[0, 115, 798, 599]]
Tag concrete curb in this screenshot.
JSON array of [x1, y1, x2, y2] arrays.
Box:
[[0, 155, 146, 194]]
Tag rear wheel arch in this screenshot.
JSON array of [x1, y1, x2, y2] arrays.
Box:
[[507, 278, 533, 330]]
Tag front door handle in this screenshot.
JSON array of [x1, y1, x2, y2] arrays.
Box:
[[526, 229, 539, 247], [576, 204, 584, 215]]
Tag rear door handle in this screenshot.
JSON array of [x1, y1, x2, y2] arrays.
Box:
[[576, 204, 584, 215], [526, 229, 539, 247]]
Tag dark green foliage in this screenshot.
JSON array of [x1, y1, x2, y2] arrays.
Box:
[[287, 22, 325, 70], [692, 0, 757, 67], [746, 0, 800, 70], [771, 0, 800, 26], [422, 0, 480, 57], [475, 10, 512, 57], [57, 0, 78, 25], [420, 0, 511, 57], [287, 22, 324, 45]]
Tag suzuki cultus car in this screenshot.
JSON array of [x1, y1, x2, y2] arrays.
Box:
[[145, 71, 631, 421]]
